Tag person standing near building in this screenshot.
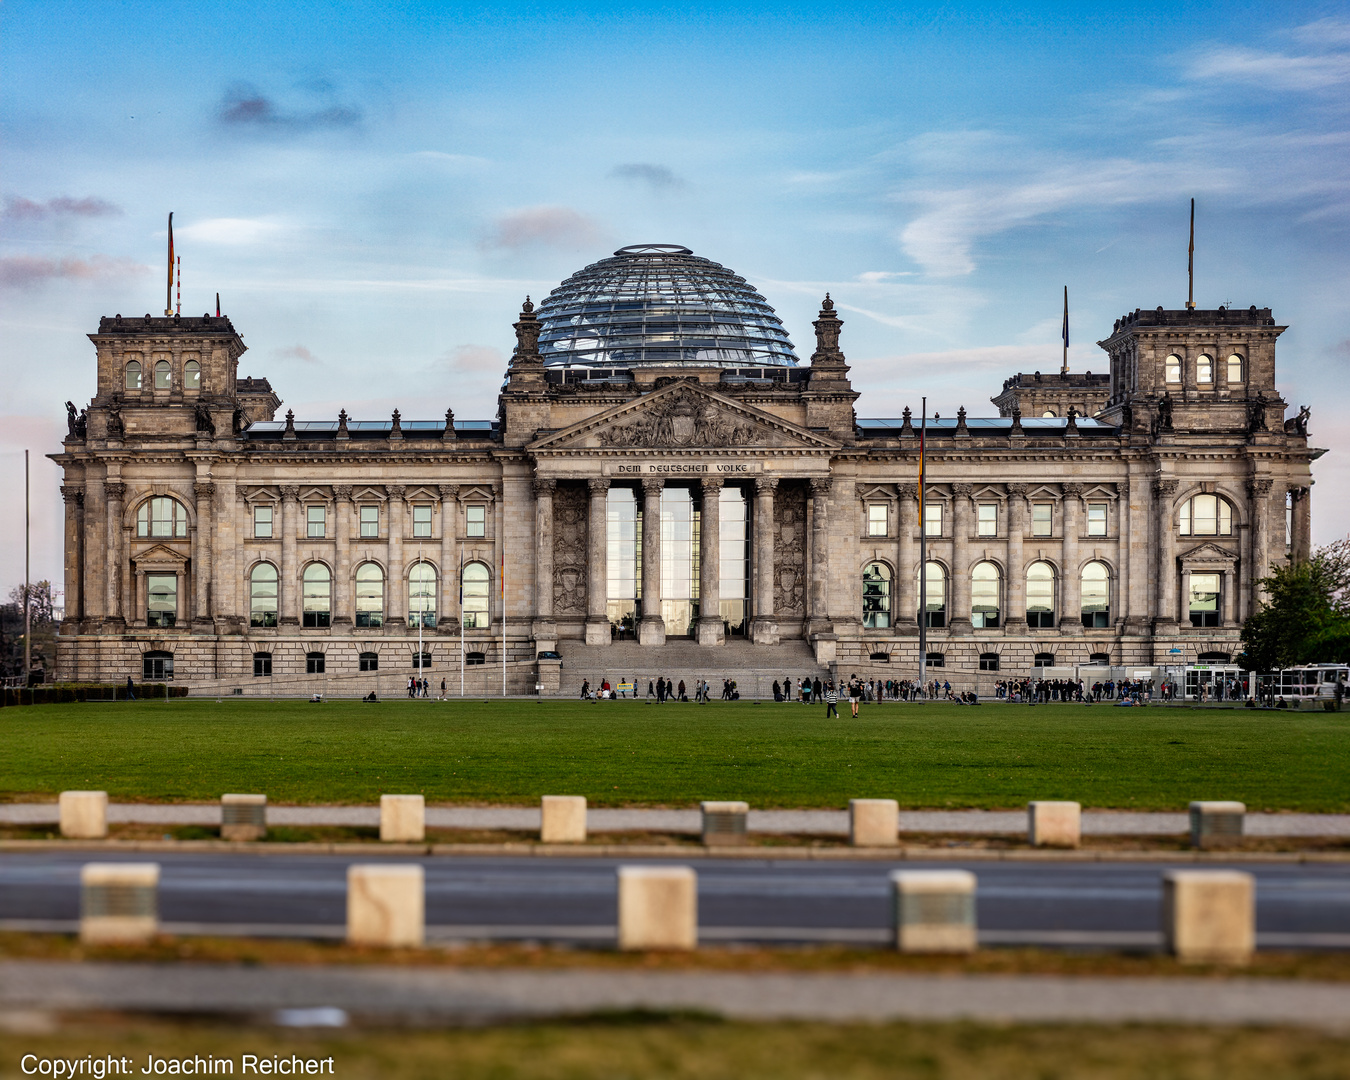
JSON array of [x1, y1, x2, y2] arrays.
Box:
[[824, 681, 839, 718], [848, 674, 861, 717]]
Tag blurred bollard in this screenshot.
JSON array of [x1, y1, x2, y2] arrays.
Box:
[[617, 866, 697, 950], [60, 791, 108, 839], [221, 794, 267, 841], [1163, 870, 1254, 964], [849, 799, 899, 846], [1028, 801, 1081, 848], [701, 801, 748, 846], [891, 870, 977, 953], [380, 795, 425, 842], [541, 795, 587, 843], [347, 864, 425, 947], [1189, 801, 1245, 849], [81, 862, 159, 943]]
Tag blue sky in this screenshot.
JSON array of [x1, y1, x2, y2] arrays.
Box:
[[2, 0, 1348, 592]]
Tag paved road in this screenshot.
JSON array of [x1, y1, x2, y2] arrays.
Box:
[[3, 852, 1348, 948], [6, 803, 1350, 836]]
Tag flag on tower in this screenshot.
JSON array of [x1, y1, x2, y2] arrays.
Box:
[[166, 212, 175, 316], [1061, 285, 1069, 374]]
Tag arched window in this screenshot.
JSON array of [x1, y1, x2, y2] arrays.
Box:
[[918, 561, 946, 628], [124, 359, 143, 390], [355, 562, 384, 628], [1026, 561, 1056, 628], [465, 650, 487, 666], [862, 562, 891, 629], [1041, 410, 1057, 418], [1196, 354, 1213, 384], [306, 652, 325, 674], [359, 652, 379, 672], [462, 562, 491, 630], [1080, 561, 1111, 628], [979, 652, 1000, 671], [249, 563, 278, 628], [409, 562, 437, 629], [143, 650, 173, 680], [154, 358, 172, 389], [412, 651, 432, 669], [253, 652, 272, 677], [869, 652, 890, 662], [1089, 652, 1111, 665], [1165, 354, 1182, 383], [1226, 354, 1243, 384], [137, 496, 188, 538], [1178, 493, 1233, 536], [1034, 652, 1056, 667], [302, 563, 331, 628], [184, 359, 201, 389], [972, 561, 1000, 628], [925, 652, 945, 668], [1197, 651, 1231, 662]]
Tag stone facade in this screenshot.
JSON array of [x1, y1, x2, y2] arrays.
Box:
[[50, 286, 1322, 695]]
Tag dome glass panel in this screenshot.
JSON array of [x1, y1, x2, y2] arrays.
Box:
[[535, 244, 799, 368]]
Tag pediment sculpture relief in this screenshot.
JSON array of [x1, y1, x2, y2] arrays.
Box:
[[596, 387, 768, 448]]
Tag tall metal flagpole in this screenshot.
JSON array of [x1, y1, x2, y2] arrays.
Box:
[[1061, 286, 1069, 374], [1186, 198, 1196, 311], [416, 547, 424, 694], [24, 450, 31, 680], [165, 213, 174, 316], [501, 532, 506, 698], [459, 548, 465, 697], [917, 398, 926, 698]]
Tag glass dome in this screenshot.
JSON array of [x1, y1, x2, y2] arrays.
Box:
[[535, 244, 799, 368]]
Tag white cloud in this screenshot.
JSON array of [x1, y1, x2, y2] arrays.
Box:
[[177, 217, 284, 245], [446, 344, 505, 373], [484, 206, 604, 251], [1188, 45, 1350, 91]]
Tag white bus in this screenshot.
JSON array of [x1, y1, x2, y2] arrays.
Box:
[[1262, 664, 1350, 702]]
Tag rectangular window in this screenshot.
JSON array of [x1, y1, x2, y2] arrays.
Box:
[[412, 505, 433, 538], [1189, 572, 1221, 628], [923, 503, 942, 537], [253, 505, 273, 539], [867, 503, 888, 537], [1087, 503, 1107, 537], [306, 653, 325, 675], [146, 574, 177, 628], [1031, 502, 1053, 537], [253, 654, 272, 678], [359, 506, 379, 538], [977, 503, 998, 537], [306, 506, 326, 539], [466, 505, 486, 537]]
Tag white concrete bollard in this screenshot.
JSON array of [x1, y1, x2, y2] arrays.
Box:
[[59, 791, 108, 839], [849, 799, 899, 846], [617, 866, 698, 950], [1163, 870, 1254, 964], [1028, 801, 1082, 848], [221, 794, 267, 841], [81, 862, 159, 943], [347, 864, 425, 948], [541, 795, 587, 843], [1189, 801, 1245, 849], [891, 870, 977, 953], [380, 795, 425, 842], [701, 801, 749, 846]]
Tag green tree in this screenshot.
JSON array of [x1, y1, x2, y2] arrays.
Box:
[[1240, 539, 1350, 671]]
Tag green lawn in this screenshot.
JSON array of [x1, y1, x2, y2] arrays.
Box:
[[2, 699, 1346, 810]]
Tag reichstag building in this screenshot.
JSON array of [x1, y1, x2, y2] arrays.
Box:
[[51, 244, 1320, 693]]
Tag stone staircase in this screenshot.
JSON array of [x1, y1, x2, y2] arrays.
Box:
[[553, 638, 832, 700]]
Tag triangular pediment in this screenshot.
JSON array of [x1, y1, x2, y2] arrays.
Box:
[[132, 543, 190, 568], [1178, 541, 1238, 564], [530, 381, 838, 452]]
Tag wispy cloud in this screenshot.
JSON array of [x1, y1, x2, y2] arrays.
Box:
[[0, 255, 148, 288], [444, 344, 505, 373], [178, 217, 284, 245], [610, 163, 686, 191], [2, 196, 120, 222], [484, 206, 603, 251], [1188, 45, 1350, 91], [274, 345, 319, 364], [217, 82, 362, 129]]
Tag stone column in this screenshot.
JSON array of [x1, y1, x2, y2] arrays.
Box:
[[279, 485, 299, 626], [638, 477, 665, 645], [84, 476, 106, 622], [804, 477, 833, 637], [386, 485, 406, 628], [1248, 478, 1272, 609], [104, 480, 125, 626], [1153, 479, 1179, 629], [212, 477, 239, 632], [1060, 483, 1082, 634], [60, 485, 84, 627], [585, 479, 610, 645], [1222, 567, 1236, 626], [333, 486, 353, 626], [1116, 479, 1130, 630], [949, 483, 973, 635], [1181, 568, 1192, 628], [193, 481, 215, 628], [533, 477, 557, 646], [1290, 486, 1312, 562], [439, 485, 459, 631], [895, 484, 918, 633], [1004, 484, 1027, 632], [750, 476, 778, 646], [696, 477, 724, 645]]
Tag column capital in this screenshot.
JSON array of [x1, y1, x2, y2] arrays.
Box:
[[700, 475, 725, 495], [385, 484, 406, 501], [809, 476, 832, 497], [1061, 482, 1084, 498], [60, 484, 85, 506], [896, 482, 918, 501], [532, 477, 557, 497], [951, 482, 974, 498], [438, 483, 460, 501], [1152, 478, 1179, 498], [1005, 482, 1028, 498], [104, 481, 126, 500], [1288, 484, 1309, 501], [754, 476, 778, 495], [279, 484, 300, 501], [1247, 477, 1273, 498], [588, 477, 610, 495], [641, 477, 664, 497], [332, 484, 353, 501], [193, 481, 216, 500]]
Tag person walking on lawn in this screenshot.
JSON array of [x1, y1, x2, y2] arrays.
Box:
[[824, 681, 840, 718]]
